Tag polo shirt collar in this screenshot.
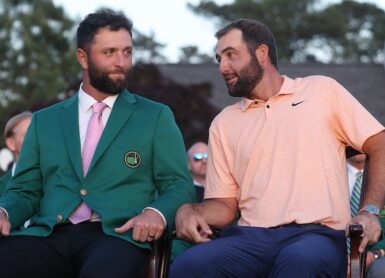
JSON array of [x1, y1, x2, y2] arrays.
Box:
[[240, 75, 295, 111]]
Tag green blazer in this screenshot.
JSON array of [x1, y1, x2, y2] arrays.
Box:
[[0, 90, 196, 249], [0, 169, 12, 196]]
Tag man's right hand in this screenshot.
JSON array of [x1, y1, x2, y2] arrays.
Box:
[[0, 210, 11, 236], [175, 204, 213, 243]]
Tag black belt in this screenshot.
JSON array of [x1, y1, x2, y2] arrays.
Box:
[[269, 223, 324, 229]]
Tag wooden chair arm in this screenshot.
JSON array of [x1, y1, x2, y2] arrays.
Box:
[[147, 235, 173, 278], [349, 224, 367, 278]]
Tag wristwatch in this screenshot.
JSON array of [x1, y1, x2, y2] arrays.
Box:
[[359, 204, 380, 216]]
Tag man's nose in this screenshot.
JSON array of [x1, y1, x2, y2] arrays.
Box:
[[114, 52, 130, 67], [218, 59, 230, 75]]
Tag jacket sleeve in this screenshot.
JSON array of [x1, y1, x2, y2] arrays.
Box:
[[147, 105, 196, 232], [0, 113, 42, 229]]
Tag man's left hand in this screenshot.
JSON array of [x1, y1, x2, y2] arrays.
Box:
[[115, 209, 166, 242], [346, 212, 382, 252]]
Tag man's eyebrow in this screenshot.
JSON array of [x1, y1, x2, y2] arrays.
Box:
[[215, 46, 237, 61], [220, 46, 237, 54]]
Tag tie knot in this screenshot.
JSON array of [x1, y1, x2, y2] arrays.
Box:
[[92, 102, 107, 114]]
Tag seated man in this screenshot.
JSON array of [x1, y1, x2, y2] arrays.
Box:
[[0, 111, 32, 196], [170, 19, 385, 278], [187, 141, 208, 202], [0, 11, 195, 278]]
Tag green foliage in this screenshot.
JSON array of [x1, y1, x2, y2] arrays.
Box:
[[188, 0, 385, 63], [0, 0, 79, 124], [316, 0, 385, 63], [178, 45, 215, 63], [133, 30, 167, 63]]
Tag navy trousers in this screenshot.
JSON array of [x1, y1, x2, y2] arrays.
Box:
[[170, 225, 347, 278], [0, 222, 149, 278]]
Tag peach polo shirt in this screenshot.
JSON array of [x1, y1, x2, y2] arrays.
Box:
[[205, 75, 384, 230]]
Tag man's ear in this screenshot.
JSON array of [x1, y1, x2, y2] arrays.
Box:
[[255, 44, 269, 65], [76, 48, 88, 70], [5, 137, 16, 153]]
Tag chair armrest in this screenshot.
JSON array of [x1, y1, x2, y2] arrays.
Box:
[[147, 235, 173, 278], [349, 224, 367, 278]]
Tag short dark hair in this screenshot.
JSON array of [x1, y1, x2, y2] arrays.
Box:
[[215, 19, 278, 68], [77, 10, 133, 50]]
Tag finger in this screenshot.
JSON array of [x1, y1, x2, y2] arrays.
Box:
[[186, 219, 212, 243], [147, 230, 161, 241], [0, 221, 10, 236], [137, 223, 151, 242], [359, 236, 369, 253], [146, 233, 156, 242], [114, 219, 134, 234], [196, 217, 212, 237], [369, 229, 382, 245]]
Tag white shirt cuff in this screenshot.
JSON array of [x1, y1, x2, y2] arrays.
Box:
[[143, 207, 167, 226], [0, 207, 9, 219]]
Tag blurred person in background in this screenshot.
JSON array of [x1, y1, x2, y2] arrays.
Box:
[[0, 112, 32, 196], [187, 141, 208, 202]]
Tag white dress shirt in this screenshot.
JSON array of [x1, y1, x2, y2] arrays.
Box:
[[347, 162, 363, 197]]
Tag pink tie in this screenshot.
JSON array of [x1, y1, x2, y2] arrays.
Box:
[[69, 102, 107, 224]]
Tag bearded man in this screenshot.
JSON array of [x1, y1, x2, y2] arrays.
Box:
[[0, 11, 195, 278], [170, 19, 385, 278]]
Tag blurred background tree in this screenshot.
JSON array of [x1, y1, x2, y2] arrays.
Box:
[[188, 0, 385, 63], [0, 0, 78, 119], [178, 45, 215, 63]]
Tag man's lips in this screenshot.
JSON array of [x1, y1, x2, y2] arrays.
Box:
[[109, 72, 126, 78], [224, 74, 238, 86]]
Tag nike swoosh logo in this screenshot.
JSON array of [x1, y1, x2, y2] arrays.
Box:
[[292, 100, 305, 106]]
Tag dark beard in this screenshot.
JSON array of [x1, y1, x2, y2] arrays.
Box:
[[88, 59, 131, 95], [226, 57, 264, 98]]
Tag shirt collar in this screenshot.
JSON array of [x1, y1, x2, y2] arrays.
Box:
[[78, 83, 118, 112], [347, 163, 363, 177], [239, 75, 296, 111]]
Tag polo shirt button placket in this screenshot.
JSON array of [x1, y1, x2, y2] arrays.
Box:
[[265, 103, 271, 118]]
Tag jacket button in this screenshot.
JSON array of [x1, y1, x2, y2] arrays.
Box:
[[80, 189, 87, 196], [57, 214, 63, 222]]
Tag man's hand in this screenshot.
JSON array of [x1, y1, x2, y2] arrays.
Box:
[[0, 210, 11, 236], [114, 209, 165, 242], [175, 204, 213, 244], [346, 212, 382, 252]]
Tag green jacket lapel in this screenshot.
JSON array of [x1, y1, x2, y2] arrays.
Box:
[[88, 90, 137, 174], [59, 94, 83, 180]]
